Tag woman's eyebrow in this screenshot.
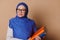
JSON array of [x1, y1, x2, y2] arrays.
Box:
[[17, 8, 25, 9]]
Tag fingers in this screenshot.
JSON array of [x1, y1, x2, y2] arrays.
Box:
[[35, 36, 41, 40]]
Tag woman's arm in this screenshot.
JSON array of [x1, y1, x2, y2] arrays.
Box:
[[6, 26, 23, 40], [33, 22, 41, 40]]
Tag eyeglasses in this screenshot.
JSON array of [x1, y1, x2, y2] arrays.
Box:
[[16, 9, 26, 12]]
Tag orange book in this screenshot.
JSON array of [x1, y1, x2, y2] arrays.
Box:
[[29, 26, 44, 40]]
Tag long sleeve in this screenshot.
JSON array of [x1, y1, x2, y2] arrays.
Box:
[[32, 22, 37, 33], [32, 22, 41, 40], [6, 26, 23, 40]]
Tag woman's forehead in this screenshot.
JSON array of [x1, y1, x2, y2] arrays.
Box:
[[18, 5, 26, 9]]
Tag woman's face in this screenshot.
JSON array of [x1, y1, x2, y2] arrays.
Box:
[[17, 5, 26, 17]]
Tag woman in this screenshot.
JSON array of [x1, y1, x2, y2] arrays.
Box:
[[6, 2, 41, 40]]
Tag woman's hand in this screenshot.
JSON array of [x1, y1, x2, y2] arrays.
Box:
[[28, 36, 41, 40], [35, 36, 41, 40]]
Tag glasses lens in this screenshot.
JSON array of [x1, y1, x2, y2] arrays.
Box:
[[17, 9, 26, 11]]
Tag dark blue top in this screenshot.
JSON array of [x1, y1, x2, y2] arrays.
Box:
[[9, 16, 37, 40]]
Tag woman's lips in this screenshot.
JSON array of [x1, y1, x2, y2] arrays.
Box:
[[19, 14, 23, 15]]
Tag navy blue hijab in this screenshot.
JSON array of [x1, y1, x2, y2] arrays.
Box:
[[16, 2, 28, 18], [9, 2, 37, 40]]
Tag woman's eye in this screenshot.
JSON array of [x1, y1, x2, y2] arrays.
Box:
[[23, 9, 26, 11], [18, 9, 26, 11], [17, 9, 22, 11]]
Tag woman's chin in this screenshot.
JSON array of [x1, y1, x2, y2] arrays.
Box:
[[18, 16, 24, 18]]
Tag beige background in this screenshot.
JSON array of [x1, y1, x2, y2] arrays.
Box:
[[0, 0, 60, 40]]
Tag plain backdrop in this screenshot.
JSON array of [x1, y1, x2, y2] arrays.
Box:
[[0, 0, 60, 40]]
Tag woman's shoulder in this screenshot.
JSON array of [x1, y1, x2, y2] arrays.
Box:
[[9, 17, 16, 22], [28, 18, 35, 24]]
